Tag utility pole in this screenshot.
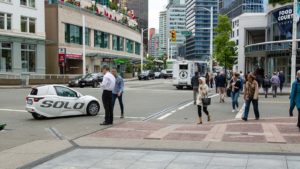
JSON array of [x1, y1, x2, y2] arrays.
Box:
[[209, 6, 213, 73], [291, 0, 298, 85], [82, 15, 86, 76]]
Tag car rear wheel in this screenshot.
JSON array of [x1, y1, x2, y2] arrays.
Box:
[[176, 86, 183, 90], [87, 101, 100, 116], [92, 81, 98, 88], [32, 113, 45, 120]]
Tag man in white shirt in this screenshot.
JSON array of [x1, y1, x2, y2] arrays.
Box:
[[100, 65, 116, 125]]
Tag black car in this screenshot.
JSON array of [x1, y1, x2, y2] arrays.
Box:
[[138, 70, 155, 80], [68, 75, 84, 87], [79, 73, 103, 88]]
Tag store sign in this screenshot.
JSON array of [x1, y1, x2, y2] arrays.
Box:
[[58, 53, 82, 63], [273, 6, 294, 35], [102, 58, 112, 62]]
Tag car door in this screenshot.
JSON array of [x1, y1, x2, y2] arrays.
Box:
[[54, 86, 83, 116]]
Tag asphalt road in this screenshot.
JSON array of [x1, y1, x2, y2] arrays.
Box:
[[0, 79, 292, 152]]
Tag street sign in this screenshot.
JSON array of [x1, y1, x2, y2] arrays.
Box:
[[181, 31, 192, 37]]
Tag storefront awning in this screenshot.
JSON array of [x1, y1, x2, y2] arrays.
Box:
[[86, 52, 141, 61]]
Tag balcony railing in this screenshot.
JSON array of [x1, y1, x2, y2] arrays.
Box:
[[245, 40, 300, 54]]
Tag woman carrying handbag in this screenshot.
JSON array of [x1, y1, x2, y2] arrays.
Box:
[[196, 77, 211, 124]]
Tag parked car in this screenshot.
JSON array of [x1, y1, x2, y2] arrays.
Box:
[[161, 69, 173, 79], [68, 75, 84, 87], [26, 85, 100, 120], [154, 71, 162, 79], [138, 70, 155, 80], [78, 73, 103, 88]]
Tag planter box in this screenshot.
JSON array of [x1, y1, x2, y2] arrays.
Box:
[[124, 73, 133, 79]]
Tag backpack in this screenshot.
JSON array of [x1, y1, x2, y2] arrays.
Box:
[[263, 79, 271, 87]]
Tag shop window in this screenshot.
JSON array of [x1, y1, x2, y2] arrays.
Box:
[[0, 42, 12, 72], [112, 35, 124, 51], [21, 44, 36, 72], [94, 30, 109, 49], [126, 39, 134, 53]]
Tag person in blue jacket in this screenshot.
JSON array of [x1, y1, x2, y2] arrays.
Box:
[[290, 70, 300, 130]]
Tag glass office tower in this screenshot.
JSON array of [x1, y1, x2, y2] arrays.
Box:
[[185, 0, 218, 60]]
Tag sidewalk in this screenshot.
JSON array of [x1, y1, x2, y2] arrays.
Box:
[[5, 117, 300, 169], [0, 78, 138, 89], [75, 117, 300, 153], [32, 148, 300, 169]]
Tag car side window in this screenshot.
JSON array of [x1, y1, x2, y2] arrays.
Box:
[[54, 86, 77, 98]]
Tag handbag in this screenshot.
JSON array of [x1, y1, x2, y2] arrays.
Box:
[[202, 95, 211, 106], [226, 88, 231, 97]]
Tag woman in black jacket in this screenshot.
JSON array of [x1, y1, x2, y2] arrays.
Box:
[[230, 73, 242, 112], [262, 74, 271, 98]]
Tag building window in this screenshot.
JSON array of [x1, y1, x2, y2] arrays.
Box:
[[20, 0, 35, 8], [135, 42, 140, 55], [94, 30, 110, 48], [0, 42, 12, 72], [65, 24, 82, 44], [0, 13, 11, 30], [85, 28, 90, 46], [126, 39, 134, 53], [237, 29, 239, 36], [29, 18, 35, 33], [21, 44, 36, 72], [21, 16, 35, 33], [112, 35, 124, 51]]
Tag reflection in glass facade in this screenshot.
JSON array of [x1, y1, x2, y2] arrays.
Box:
[[185, 0, 218, 60], [135, 42, 140, 55], [94, 30, 110, 49], [126, 39, 134, 53], [21, 44, 36, 72], [112, 35, 124, 51], [220, 0, 264, 19], [0, 42, 12, 72]]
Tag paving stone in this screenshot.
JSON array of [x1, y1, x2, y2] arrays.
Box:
[[165, 162, 206, 169], [286, 156, 300, 161], [247, 158, 287, 169], [126, 162, 167, 169], [214, 153, 248, 159], [175, 125, 214, 131], [90, 129, 151, 139], [226, 124, 264, 133], [112, 122, 168, 131], [276, 124, 299, 134], [90, 159, 135, 169], [173, 153, 212, 164], [163, 133, 206, 141], [205, 165, 246, 169], [138, 151, 178, 163], [208, 156, 247, 167], [222, 134, 266, 143], [284, 136, 300, 144], [287, 160, 300, 169]]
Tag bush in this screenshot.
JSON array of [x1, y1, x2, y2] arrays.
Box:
[[125, 64, 133, 73]]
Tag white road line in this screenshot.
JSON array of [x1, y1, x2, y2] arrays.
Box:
[[157, 94, 220, 120], [157, 113, 173, 120], [235, 103, 245, 119], [97, 114, 144, 119], [0, 109, 26, 112]]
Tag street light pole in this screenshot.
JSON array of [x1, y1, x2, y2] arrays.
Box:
[[209, 6, 213, 73], [141, 28, 148, 73], [291, 0, 298, 85], [82, 15, 86, 76]]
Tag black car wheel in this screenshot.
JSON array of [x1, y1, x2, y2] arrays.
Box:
[[32, 113, 46, 120], [87, 101, 100, 116], [176, 86, 183, 90], [92, 81, 98, 88]]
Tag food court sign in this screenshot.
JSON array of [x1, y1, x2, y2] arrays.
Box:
[[273, 6, 294, 35]]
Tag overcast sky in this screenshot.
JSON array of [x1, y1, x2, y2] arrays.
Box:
[[149, 0, 168, 30]]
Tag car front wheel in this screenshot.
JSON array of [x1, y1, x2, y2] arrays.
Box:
[[87, 101, 100, 116], [32, 113, 45, 120]]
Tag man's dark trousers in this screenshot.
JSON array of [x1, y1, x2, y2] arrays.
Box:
[[102, 90, 113, 124]]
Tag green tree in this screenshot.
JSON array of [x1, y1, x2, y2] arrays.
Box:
[[214, 15, 237, 70], [144, 56, 155, 70], [269, 0, 292, 5]]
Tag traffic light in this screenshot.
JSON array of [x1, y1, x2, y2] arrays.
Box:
[[170, 30, 176, 42]]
